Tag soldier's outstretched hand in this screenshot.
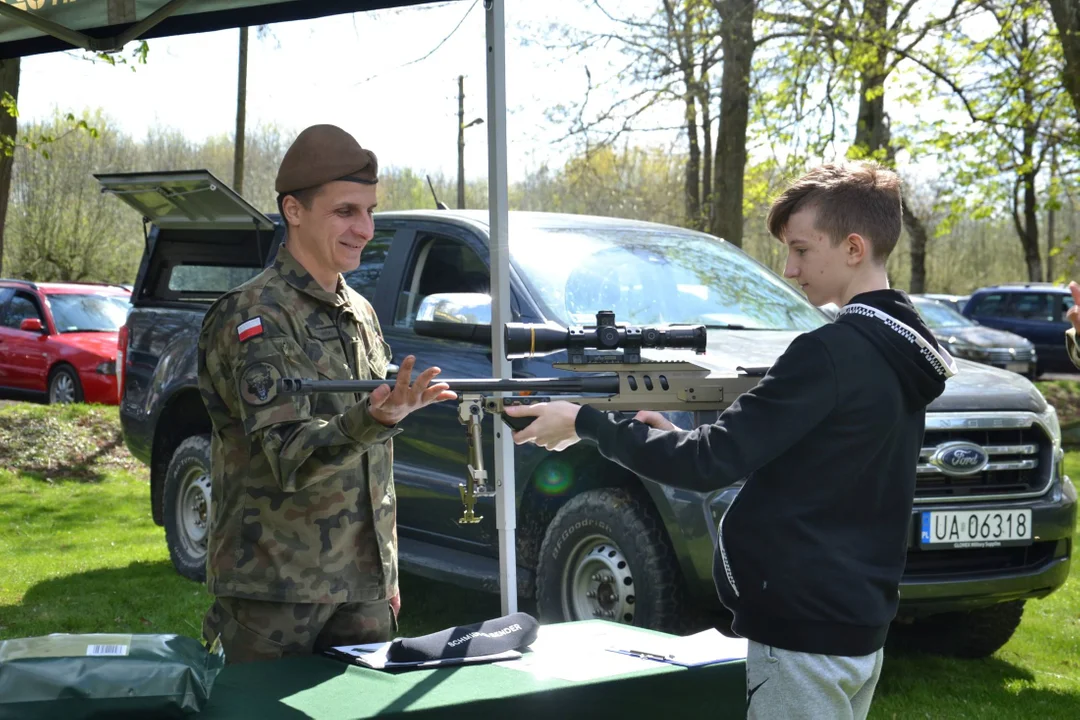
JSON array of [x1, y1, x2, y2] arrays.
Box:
[[369, 355, 456, 426], [1068, 282, 1080, 335]]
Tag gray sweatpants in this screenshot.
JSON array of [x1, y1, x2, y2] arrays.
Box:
[[745, 640, 884, 720]]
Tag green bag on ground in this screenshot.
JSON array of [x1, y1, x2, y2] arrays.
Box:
[[0, 633, 224, 719]]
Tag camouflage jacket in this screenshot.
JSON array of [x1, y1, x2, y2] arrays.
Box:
[[197, 242, 401, 604]]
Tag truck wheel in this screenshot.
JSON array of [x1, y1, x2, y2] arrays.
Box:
[[535, 487, 686, 633], [901, 601, 1025, 658], [48, 365, 83, 404], [163, 435, 212, 583]]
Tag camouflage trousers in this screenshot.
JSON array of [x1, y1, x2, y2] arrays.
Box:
[[202, 595, 397, 665]]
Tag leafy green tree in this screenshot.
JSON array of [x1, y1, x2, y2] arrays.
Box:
[[922, 0, 1079, 281], [534, 1, 722, 231], [753, 0, 973, 292], [0, 41, 149, 276], [5, 112, 139, 283]]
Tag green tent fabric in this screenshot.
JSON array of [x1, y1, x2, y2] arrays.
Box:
[[0, 0, 440, 59]]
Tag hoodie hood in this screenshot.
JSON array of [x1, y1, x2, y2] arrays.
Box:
[[836, 289, 958, 409]]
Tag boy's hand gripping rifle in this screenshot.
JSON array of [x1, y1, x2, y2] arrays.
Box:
[[277, 311, 766, 524]]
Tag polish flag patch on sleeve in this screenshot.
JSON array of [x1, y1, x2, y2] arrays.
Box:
[[237, 317, 264, 342]]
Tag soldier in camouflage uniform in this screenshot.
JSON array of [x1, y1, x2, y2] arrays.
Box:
[[197, 124, 456, 664]]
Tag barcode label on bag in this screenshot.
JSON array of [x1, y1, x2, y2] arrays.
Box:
[[87, 644, 129, 656]]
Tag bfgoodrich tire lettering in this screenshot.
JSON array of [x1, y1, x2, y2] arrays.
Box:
[[163, 434, 212, 582], [535, 487, 687, 633]]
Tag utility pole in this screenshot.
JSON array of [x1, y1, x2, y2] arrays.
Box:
[[457, 75, 484, 209], [234, 26, 249, 195], [458, 75, 465, 209]]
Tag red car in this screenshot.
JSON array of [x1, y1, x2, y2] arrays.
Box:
[[0, 279, 131, 405]]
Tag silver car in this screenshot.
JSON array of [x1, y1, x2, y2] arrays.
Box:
[[912, 296, 1037, 377], [919, 293, 970, 314]]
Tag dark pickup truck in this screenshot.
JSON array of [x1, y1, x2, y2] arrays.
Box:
[[101, 170, 1076, 659]]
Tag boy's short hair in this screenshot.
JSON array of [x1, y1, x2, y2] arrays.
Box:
[[766, 161, 903, 264]]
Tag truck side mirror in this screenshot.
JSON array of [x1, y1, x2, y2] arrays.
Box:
[[20, 318, 45, 333], [413, 293, 492, 344]]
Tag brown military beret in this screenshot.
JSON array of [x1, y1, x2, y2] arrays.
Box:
[[275, 124, 379, 195]]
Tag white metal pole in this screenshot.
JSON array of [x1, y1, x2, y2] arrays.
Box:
[[485, 0, 517, 615]]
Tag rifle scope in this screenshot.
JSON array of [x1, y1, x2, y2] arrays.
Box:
[[504, 310, 707, 362]]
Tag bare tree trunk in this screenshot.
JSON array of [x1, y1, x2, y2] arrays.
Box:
[[699, 75, 712, 231], [903, 199, 929, 293], [711, 0, 755, 248], [1048, 0, 1080, 122], [852, 0, 889, 153], [1018, 167, 1043, 282], [665, 0, 701, 228], [0, 57, 19, 277], [683, 91, 701, 228], [1047, 189, 1055, 281], [234, 26, 249, 194], [852, 0, 934, 292]]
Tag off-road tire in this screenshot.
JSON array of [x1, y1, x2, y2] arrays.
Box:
[[47, 365, 83, 404], [896, 600, 1025, 658], [535, 487, 687, 634], [163, 435, 212, 583]]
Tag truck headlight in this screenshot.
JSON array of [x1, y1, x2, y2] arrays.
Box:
[[1037, 404, 1062, 448], [944, 338, 989, 361]]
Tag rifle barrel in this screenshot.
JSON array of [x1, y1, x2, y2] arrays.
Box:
[[278, 375, 621, 395]]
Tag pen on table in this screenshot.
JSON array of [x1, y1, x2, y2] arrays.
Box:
[[622, 649, 673, 662]]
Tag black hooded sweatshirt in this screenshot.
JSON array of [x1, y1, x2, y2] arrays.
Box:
[[574, 289, 958, 657]]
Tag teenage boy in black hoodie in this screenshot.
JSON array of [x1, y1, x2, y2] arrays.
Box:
[[504, 161, 958, 720]]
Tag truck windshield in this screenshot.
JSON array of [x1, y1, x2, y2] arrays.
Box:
[[511, 225, 828, 331], [914, 299, 978, 329], [48, 294, 130, 333]]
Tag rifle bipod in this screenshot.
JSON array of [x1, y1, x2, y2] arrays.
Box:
[[458, 394, 495, 524]]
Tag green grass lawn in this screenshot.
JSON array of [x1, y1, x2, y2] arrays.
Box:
[[0, 401, 1077, 718], [0, 402, 499, 644]]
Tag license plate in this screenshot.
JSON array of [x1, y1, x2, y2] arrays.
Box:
[[1005, 362, 1028, 373], [919, 509, 1032, 549]]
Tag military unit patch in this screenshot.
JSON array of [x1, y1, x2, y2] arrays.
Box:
[[238, 317, 264, 342], [240, 362, 281, 406]]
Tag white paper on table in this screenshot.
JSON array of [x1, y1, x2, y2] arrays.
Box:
[[606, 628, 748, 667], [495, 624, 668, 682]]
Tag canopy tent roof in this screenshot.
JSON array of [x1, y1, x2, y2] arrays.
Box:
[[0, 0, 436, 59]]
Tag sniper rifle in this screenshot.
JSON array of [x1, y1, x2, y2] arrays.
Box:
[[277, 311, 766, 524]]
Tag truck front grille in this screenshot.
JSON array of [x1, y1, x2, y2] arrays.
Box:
[[987, 348, 1035, 364], [915, 414, 1055, 503], [904, 540, 1062, 578]]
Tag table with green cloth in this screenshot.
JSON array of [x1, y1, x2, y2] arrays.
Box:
[[198, 620, 748, 719]]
